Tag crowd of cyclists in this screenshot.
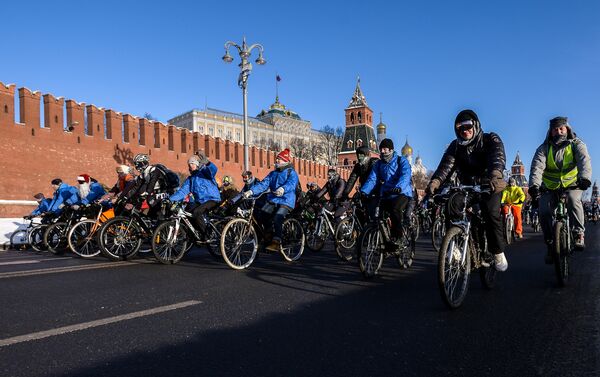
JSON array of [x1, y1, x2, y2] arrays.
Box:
[[12, 110, 594, 304]]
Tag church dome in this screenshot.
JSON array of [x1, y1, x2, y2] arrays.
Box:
[[401, 138, 413, 156], [377, 122, 386, 131]]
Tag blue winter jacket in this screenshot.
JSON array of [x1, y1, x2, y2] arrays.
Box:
[[48, 183, 80, 214], [170, 162, 221, 204], [31, 199, 52, 216], [80, 182, 107, 205], [361, 152, 412, 199], [251, 166, 299, 209]]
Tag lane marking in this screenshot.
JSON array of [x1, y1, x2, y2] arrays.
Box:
[[0, 300, 202, 347], [0, 261, 140, 279], [0, 257, 73, 266]]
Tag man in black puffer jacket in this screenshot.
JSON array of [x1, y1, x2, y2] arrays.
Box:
[[426, 109, 508, 272], [342, 146, 379, 198]]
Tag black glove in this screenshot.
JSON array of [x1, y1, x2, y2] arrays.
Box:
[[578, 178, 591, 190], [390, 187, 402, 195], [528, 186, 539, 200]]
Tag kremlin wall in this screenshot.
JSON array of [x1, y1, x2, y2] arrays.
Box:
[[0, 81, 348, 217]]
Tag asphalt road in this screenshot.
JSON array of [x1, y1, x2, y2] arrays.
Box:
[[0, 223, 598, 377]]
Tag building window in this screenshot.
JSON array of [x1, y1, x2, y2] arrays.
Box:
[[209, 127, 214, 136], [350, 113, 355, 123], [236, 131, 241, 141], [356, 139, 363, 147], [358, 112, 362, 123]]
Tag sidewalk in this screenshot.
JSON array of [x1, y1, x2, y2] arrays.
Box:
[[0, 218, 28, 250]]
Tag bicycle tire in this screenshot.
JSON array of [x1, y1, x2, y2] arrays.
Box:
[[478, 235, 496, 289], [334, 217, 358, 261], [10, 229, 29, 251], [29, 225, 47, 252], [44, 222, 68, 255], [206, 219, 227, 259], [152, 220, 188, 264], [553, 221, 569, 287], [68, 219, 101, 258], [438, 226, 471, 309], [358, 226, 384, 278], [280, 218, 305, 262], [397, 229, 415, 269], [431, 218, 445, 252], [98, 216, 142, 261], [306, 218, 327, 251], [220, 218, 258, 270]]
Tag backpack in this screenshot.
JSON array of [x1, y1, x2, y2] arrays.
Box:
[[154, 164, 180, 191]]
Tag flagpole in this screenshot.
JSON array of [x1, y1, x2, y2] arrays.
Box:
[[276, 72, 279, 100]]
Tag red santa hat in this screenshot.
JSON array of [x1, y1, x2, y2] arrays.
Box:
[[77, 174, 91, 183], [277, 148, 291, 163]]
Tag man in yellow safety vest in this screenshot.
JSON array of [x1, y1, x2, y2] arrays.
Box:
[[502, 177, 526, 238], [529, 116, 592, 263]]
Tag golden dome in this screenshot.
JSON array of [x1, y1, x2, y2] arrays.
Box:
[[377, 122, 386, 130], [401, 138, 413, 156]]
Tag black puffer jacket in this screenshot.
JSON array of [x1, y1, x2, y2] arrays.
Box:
[[342, 157, 379, 198], [316, 176, 346, 204], [431, 110, 506, 186]]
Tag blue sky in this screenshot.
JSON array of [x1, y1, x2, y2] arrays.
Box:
[[3, 0, 599, 188]]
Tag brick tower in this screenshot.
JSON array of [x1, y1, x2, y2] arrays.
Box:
[[337, 77, 378, 166], [510, 152, 528, 187]]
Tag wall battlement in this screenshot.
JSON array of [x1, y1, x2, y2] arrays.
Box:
[[0, 81, 346, 217]]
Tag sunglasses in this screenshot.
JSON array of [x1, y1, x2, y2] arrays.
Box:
[[456, 120, 475, 132]]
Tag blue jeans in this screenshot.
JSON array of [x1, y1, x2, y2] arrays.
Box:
[[259, 202, 291, 241]]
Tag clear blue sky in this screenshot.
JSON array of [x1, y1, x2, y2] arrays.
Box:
[[3, 0, 599, 188]]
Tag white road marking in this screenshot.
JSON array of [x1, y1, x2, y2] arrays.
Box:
[[0, 300, 202, 347], [0, 257, 72, 266], [0, 261, 142, 279]]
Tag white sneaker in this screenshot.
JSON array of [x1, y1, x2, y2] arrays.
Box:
[[494, 252, 508, 272]]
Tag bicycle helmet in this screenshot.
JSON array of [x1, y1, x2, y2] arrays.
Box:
[[133, 153, 150, 171], [223, 175, 233, 187]]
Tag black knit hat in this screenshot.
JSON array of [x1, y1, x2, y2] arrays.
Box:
[[51, 178, 62, 185], [379, 138, 394, 150], [549, 116, 568, 128], [355, 145, 370, 157]]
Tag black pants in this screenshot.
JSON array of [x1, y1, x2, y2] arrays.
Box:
[[186, 201, 219, 235], [378, 195, 410, 239], [480, 191, 506, 255]]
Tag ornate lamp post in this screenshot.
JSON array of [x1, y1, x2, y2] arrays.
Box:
[[222, 37, 266, 171]]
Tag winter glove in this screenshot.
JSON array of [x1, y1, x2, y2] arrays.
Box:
[[242, 190, 253, 199], [489, 171, 506, 194], [274, 187, 285, 197], [528, 186, 539, 200], [58, 203, 65, 209], [71, 204, 80, 210], [578, 178, 591, 191], [425, 179, 440, 196]]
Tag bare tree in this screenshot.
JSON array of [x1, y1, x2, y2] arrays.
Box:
[[319, 125, 344, 166], [412, 170, 433, 191], [289, 137, 310, 159]]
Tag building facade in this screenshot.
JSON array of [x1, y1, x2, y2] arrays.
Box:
[[168, 96, 320, 153], [509, 152, 528, 187]]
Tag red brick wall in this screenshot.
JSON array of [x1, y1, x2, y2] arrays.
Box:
[[0, 81, 347, 217]]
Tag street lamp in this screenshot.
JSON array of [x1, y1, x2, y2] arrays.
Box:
[[222, 37, 266, 171]]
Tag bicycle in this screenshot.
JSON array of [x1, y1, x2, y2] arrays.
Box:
[[501, 203, 516, 244], [151, 201, 228, 264], [334, 198, 364, 261], [544, 187, 577, 287], [437, 184, 497, 309], [430, 195, 447, 253], [357, 197, 415, 278], [219, 191, 305, 270], [9, 216, 42, 251], [28, 213, 56, 252], [67, 203, 115, 258], [43, 206, 86, 255]]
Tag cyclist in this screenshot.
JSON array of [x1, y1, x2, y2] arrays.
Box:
[[47, 178, 80, 214], [528, 116, 592, 260], [220, 175, 239, 202], [243, 148, 299, 251], [130, 153, 177, 217], [501, 177, 526, 238], [342, 145, 379, 222], [426, 109, 508, 271], [241, 171, 260, 193], [169, 154, 221, 238], [106, 165, 135, 198], [314, 168, 347, 219], [361, 138, 413, 246], [29, 193, 51, 216], [73, 174, 106, 209]]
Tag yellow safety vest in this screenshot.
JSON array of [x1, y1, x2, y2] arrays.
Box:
[[502, 186, 526, 208], [542, 143, 578, 189]]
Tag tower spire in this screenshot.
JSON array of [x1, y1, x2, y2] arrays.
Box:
[[348, 75, 368, 108]]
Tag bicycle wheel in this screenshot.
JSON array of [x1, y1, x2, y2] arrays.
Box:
[[411, 214, 420, 241], [420, 216, 432, 235], [44, 222, 69, 255], [10, 229, 29, 251], [98, 217, 142, 261], [206, 219, 227, 259], [478, 236, 496, 289], [397, 228, 415, 269], [334, 217, 359, 261], [220, 218, 258, 270], [68, 220, 101, 258], [358, 226, 384, 278], [29, 225, 47, 252], [306, 218, 327, 251], [280, 218, 305, 262], [504, 217, 513, 245], [553, 221, 570, 287], [431, 218, 445, 252], [438, 226, 471, 309], [152, 220, 188, 264]]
